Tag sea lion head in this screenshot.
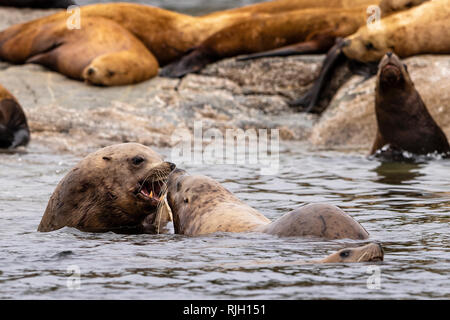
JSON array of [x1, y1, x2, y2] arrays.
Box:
[[342, 28, 390, 63], [376, 52, 412, 92], [38, 143, 176, 233], [166, 169, 215, 234], [320, 243, 384, 263], [166, 169, 245, 234]]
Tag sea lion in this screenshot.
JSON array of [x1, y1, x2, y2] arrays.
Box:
[[0, 84, 30, 149], [0, 0, 76, 8], [166, 169, 369, 240], [160, 0, 426, 78], [370, 52, 450, 157], [23, 17, 159, 85], [292, 0, 449, 111], [38, 143, 176, 234], [221, 243, 384, 266], [0, 0, 394, 85]]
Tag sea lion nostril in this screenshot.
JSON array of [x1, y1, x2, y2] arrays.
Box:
[[386, 51, 393, 58], [168, 162, 176, 171], [87, 67, 95, 76]]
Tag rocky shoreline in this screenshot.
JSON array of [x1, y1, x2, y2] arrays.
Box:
[[1, 7, 449, 155]]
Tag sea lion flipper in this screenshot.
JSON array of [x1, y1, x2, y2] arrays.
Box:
[[160, 47, 214, 79], [237, 32, 336, 61], [290, 38, 348, 113]]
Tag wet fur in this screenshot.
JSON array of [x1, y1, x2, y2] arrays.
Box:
[[167, 170, 369, 240], [371, 53, 450, 156], [0, 84, 30, 149], [38, 143, 175, 234]]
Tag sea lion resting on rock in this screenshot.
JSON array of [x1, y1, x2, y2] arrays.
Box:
[[371, 52, 450, 158], [288, 0, 449, 112], [0, 84, 30, 149], [0, 0, 76, 9], [160, 0, 426, 77], [38, 143, 176, 234], [167, 169, 369, 240], [166, 170, 382, 263], [0, 0, 408, 85]]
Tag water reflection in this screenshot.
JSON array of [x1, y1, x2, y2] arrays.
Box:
[[373, 161, 424, 185]]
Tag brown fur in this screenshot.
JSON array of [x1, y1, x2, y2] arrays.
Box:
[[0, 84, 30, 149], [316, 243, 383, 263], [371, 53, 450, 155], [343, 0, 450, 62], [167, 170, 369, 240], [0, 0, 389, 85], [38, 143, 176, 234]]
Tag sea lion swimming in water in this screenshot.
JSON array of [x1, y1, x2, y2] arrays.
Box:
[[166, 169, 382, 264], [0, 83, 30, 149], [0, 0, 406, 85], [220, 243, 384, 266], [371, 52, 450, 158], [166, 169, 369, 240], [38, 143, 176, 234]]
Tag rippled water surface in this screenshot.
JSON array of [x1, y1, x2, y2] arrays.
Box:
[[0, 143, 449, 299]]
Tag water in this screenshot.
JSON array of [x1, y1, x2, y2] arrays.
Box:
[[0, 143, 449, 299], [76, 0, 265, 15]]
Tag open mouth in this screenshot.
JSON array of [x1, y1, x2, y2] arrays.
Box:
[[135, 179, 166, 205]]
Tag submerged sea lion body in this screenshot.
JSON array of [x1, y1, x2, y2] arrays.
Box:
[[38, 143, 176, 234], [0, 84, 30, 149], [221, 243, 384, 266], [166, 170, 369, 240], [371, 52, 450, 157]]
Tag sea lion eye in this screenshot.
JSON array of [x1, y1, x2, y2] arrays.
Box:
[[184, 198, 189, 203], [340, 250, 351, 258], [131, 156, 145, 165], [403, 64, 408, 72], [365, 42, 375, 50]]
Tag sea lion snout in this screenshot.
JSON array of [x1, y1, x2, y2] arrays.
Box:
[[378, 52, 406, 87]]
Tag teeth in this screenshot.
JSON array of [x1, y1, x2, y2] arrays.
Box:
[[149, 191, 153, 198]]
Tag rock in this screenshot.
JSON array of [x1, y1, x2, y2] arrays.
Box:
[[0, 7, 60, 30], [310, 55, 450, 151]]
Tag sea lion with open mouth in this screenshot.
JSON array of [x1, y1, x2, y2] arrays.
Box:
[[371, 52, 450, 157], [38, 143, 176, 234], [166, 169, 369, 240], [0, 84, 30, 149]]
